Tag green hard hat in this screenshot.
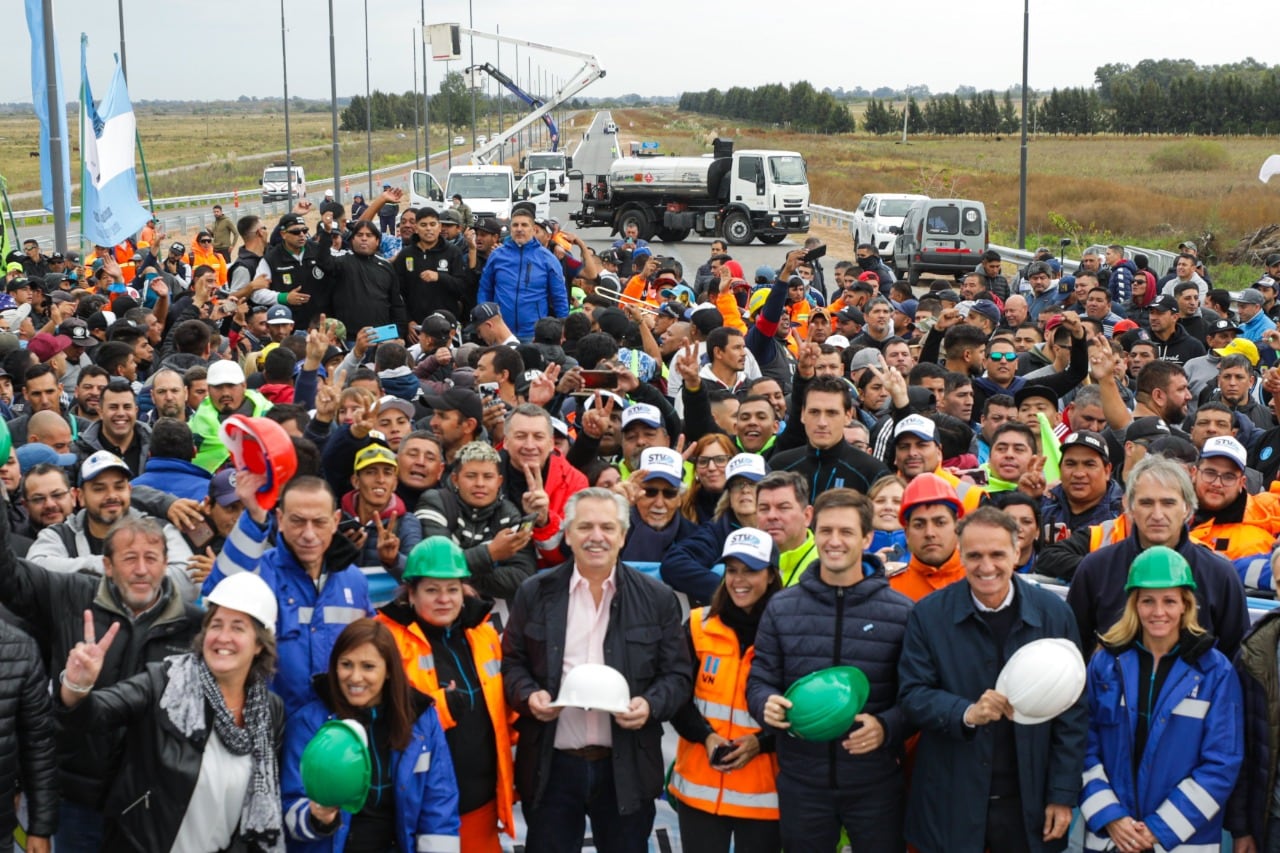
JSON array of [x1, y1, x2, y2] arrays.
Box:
[[783, 666, 870, 741], [0, 418, 10, 471], [301, 719, 372, 813], [1125, 546, 1196, 592], [403, 536, 470, 581]]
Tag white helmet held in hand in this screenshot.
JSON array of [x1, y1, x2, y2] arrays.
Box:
[[551, 663, 631, 714], [995, 638, 1086, 725]]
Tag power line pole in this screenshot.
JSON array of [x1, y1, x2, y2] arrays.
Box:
[[327, 0, 340, 202], [42, 0, 68, 253], [468, 0, 477, 147], [281, 0, 293, 208], [412, 32, 420, 170], [420, 0, 429, 170], [1017, 0, 1030, 250]]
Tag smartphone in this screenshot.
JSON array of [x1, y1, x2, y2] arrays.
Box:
[[182, 519, 215, 551], [579, 370, 619, 389], [802, 243, 827, 263], [338, 517, 364, 536], [367, 323, 400, 344], [952, 467, 990, 487], [514, 512, 540, 533], [710, 743, 736, 767], [477, 382, 500, 401]]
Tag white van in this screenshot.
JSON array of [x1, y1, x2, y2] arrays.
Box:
[[851, 193, 928, 255], [408, 165, 553, 222], [260, 165, 306, 203], [890, 198, 989, 284]]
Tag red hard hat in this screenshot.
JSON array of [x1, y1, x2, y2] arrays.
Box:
[[219, 415, 298, 512], [898, 472, 963, 528]]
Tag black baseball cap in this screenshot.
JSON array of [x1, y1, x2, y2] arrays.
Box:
[[471, 302, 502, 324], [474, 217, 503, 235], [1061, 430, 1109, 464], [422, 387, 483, 424], [1148, 294, 1178, 313], [278, 213, 307, 230], [1014, 384, 1059, 409], [1125, 417, 1171, 444]]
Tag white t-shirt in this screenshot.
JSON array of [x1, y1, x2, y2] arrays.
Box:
[[170, 729, 253, 853]]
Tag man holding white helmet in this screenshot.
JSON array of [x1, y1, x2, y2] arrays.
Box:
[[0, 513, 203, 851], [899, 505, 1087, 853], [502, 486, 690, 852]]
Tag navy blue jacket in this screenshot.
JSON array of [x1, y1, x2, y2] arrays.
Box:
[[1039, 479, 1124, 545], [898, 576, 1087, 853], [1227, 610, 1280, 843], [1067, 528, 1249, 659], [770, 440, 890, 498], [660, 514, 741, 605], [746, 556, 913, 789]]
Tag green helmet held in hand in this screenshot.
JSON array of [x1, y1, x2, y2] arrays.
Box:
[[300, 719, 372, 813], [403, 536, 470, 581], [1125, 546, 1196, 592], [783, 666, 870, 742]]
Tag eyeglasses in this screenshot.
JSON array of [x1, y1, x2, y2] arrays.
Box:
[[641, 486, 680, 500], [694, 454, 730, 469], [1198, 468, 1240, 486], [285, 228, 309, 236], [198, 239, 212, 245], [27, 489, 71, 506], [988, 351, 1018, 362]]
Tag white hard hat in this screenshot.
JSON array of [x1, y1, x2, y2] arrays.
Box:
[[550, 663, 631, 714], [995, 638, 1086, 725], [205, 572, 278, 636]]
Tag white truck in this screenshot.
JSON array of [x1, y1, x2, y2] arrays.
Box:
[[568, 139, 809, 245], [522, 151, 573, 201], [851, 192, 929, 255], [409, 164, 553, 224], [260, 164, 306, 203]]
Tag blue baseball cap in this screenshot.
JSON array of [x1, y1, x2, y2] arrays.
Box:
[[17, 442, 78, 474]]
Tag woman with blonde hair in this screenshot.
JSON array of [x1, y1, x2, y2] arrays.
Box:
[[1079, 546, 1242, 853], [682, 433, 737, 523], [867, 475, 906, 562]]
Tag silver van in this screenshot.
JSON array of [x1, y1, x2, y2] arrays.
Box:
[[890, 198, 988, 284]]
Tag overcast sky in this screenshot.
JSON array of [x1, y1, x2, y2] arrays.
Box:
[[2, 0, 1271, 105]]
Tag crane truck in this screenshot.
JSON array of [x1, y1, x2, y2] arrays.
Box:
[[568, 138, 810, 246]]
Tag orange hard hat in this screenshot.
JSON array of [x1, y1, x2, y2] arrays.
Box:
[[898, 472, 963, 527], [219, 415, 298, 511]]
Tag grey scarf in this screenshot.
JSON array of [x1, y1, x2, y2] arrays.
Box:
[[160, 653, 283, 852]]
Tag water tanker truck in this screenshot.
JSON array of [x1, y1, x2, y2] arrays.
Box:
[[568, 139, 810, 245]]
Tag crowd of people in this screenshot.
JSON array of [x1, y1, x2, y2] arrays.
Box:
[[1, 192, 1279, 853]]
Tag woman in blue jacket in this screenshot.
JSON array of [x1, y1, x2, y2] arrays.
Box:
[[1079, 546, 1243, 853], [282, 618, 461, 852]]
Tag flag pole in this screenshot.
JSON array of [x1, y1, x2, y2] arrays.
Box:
[[42, 0, 69, 254], [119, 51, 155, 217], [79, 33, 88, 259]]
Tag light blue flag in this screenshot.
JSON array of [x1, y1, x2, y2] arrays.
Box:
[[25, 0, 71, 217], [80, 39, 149, 248]]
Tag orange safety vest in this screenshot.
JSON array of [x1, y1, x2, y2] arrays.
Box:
[[113, 242, 136, 283], [376, 611, 516, 838], [1088, 516, 1129, 552], [934, 468, 988, 515], [1188, 492, 1280, 561], [668, 608, 780, 821]]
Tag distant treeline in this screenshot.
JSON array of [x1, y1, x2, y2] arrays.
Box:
[[677, 82, 855, 134], [681, 58, 1280, 136]]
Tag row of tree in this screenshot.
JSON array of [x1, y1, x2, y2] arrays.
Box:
[[677, 82, 855, 134], [339, 72, 589, 131]]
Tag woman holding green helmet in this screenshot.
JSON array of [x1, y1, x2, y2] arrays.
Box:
[[281, 617, 460, 851], [375, 537, 514, 852], [1079, 546, 1243, 853]]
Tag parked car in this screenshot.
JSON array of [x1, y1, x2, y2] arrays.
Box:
[[604, 122, 618, 134], [452, 135, 465, 146], [851, 193, 928, 256], [476, 135, 487, 146], [890, 198, 989, 284]]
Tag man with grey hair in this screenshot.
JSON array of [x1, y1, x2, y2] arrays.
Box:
[[502, 486, 691, 851], [499, 402, 589, 568], [1066, 453, 1248, 657], [850, 297, 895, 351]]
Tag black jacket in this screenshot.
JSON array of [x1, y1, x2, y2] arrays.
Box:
[[746, 557, 913, 788], [1227, 610, 1280, 843], [261, 238, 336, 329], [1067, 528, 1249, 659], [898, 576, 1087, 853], [770, 439, 890, 498], [1150, 322, 1207, 366], [59, 657, 285, 853], [0, 508, 202, 807], [0, 620, 58, 843], [501, 558, 692, 814], [330, 251, 411, 339], [394, 238, 467, 322]]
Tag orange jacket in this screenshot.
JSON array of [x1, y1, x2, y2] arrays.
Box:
[[934, 468, 988, 515], [787, 299, 810, 345], [890, 549, 966, 602], [188, 242, 229, 285], [622, 273, 659, 307], [1088, 515, 1130, 551], [1189, 491, 1280, 562], [669, 608, 780, 820], [714, 289, 747, 333], [376, 604, 517, 837]]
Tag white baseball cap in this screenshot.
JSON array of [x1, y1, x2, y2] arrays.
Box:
[[1200, 435, 1247, 471], [207, 360, 246, 387], [722, 527, 778, 571], [79, 450, 131, 485], [725, 453, 768, 484], [894, 414, 937, 443], [622, 403, 662, 430], [639, 447, 683, 487], [825, 334, 851, 349]]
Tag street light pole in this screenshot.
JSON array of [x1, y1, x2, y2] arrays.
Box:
[[1017, 0, 1029, 250], [420, 0, 429, 169], [496, 25, 503, 162], [468, 0, 477, 148], [412, 33, 420, 170], [363, 0, 373, 198], [327, 0, 340, 202], [116, 0, 128, 80], [281, 0, 293, 209]]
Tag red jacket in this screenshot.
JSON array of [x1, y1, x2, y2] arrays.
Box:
[[532, 453, 588, 568]]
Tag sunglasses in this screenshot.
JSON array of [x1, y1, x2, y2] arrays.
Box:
[[988, 351, 1018, 362], [642, 486, 680, 500], [285, 228, 309, 236], [198, 239, 212, 245]]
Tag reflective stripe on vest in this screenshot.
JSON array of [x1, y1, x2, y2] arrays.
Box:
[[298, 606, 366, 625], [694, 696, 760, 730], [667, 773, 779, 811]]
